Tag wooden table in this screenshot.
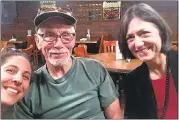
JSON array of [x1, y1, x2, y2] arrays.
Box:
[[76, 40, 98, 44], [2, 40, 27, 44], [88, 52, 142, 73], [2, 40, 27, 49]]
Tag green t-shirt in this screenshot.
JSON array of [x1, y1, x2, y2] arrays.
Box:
[[14, 57, 119, 119]]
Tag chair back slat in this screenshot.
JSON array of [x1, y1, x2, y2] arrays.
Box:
[[19, 44, 34, 57], [98, 33, 108, 53], [173, 33, 178, 41], [74, 44, 88, 57], [0, 41, 8, 52], [103, 40, 116, 53], [172, 45, 178, 51]]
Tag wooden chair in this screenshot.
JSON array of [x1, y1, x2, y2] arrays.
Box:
[[172, 45, 178, 51], [77, 44, 87, 50], [1, 42, 16, 52], [74, 44, 88, 57], [27, 35, 44, 65], [173, 32, 178, 42], [103, 40, 116, 52], [0, 41, 7, 47], [27, 35, 33, 48], [7, 42, 16, 48], [19, 44, 34, 58], [0, 41, 8, 52], [98, 33, 108, 53]]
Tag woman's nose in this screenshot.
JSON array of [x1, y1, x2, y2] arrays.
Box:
[[12, 73, 23, 85], [134, 36, 144, 48]]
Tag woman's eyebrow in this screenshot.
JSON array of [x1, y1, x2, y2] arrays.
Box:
[[126, 28, 150, 38], [5, 65, 17, 69], [137, 29, 150, 35]]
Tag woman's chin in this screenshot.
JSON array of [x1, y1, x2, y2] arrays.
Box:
[[1, 99, 16, 107], [137, 56, 154, 62]]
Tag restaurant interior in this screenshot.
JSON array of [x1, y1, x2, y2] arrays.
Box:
[[1, 1, 178, 117]]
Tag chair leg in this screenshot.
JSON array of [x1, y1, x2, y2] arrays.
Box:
[[40, 54, 45, 64], [36, 54, 39, 65], [33, 54, 37, 65]]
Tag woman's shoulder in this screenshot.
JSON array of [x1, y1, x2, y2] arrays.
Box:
[[124, 62, 149, 86], [168, 49, 178, 60], [127, 62, 148, 78]]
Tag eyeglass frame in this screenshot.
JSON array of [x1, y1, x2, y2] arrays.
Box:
[[37, 32, 76, 44]]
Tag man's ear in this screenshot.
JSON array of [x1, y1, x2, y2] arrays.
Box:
[[34, 34, 42, 50]]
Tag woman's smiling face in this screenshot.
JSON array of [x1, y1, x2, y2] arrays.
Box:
[[1, 56, 32, 106], [126, 17, 162, 62]]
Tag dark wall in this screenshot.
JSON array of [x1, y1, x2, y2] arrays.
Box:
[[1, 1, 178, 42], [1, 1, 120, 41], [56, 1, 120, 40], [121, 1, 178, 33], [1, 1, 39, 40]]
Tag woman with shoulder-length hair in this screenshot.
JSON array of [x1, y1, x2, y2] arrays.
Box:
[[118, 3, 178, 119]]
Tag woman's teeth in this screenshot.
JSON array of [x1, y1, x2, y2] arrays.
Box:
[[6, 87, 18, 94]]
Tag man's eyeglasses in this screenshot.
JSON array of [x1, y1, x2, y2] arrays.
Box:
[[38, 32, 75, 44]]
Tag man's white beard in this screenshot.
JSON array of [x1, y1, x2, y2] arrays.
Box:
[[49, 57, 70, 67]]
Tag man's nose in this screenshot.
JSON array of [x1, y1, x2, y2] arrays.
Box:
[[12, 73, 23, 85], [53, 37, 64, 48]]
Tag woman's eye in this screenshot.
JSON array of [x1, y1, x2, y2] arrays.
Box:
[[140, 31, 150, 37], [23, 75, 30, 80], [127, 38, 134, 43], [6, 69, 15, 74], [141, 34, 148, 37]]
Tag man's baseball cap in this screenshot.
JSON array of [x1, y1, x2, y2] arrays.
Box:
[[34, 8, 77, 28]]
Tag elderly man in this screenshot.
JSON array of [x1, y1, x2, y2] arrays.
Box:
[[14, 8, 122, 119]]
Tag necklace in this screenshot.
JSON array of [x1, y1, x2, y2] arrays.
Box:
[[159, 53, 170, 119]]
